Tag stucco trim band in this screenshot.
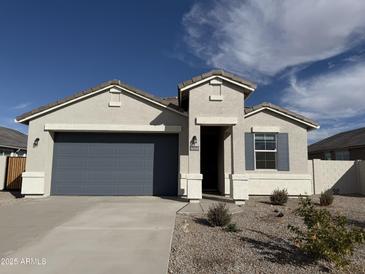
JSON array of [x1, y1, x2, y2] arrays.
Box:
[[186, 173, 203, 201], [21, 172, 45, 195], [246, 173, 311, 180], [230, 173, 249, 201], [108, 101, 122, 107], [209, 95, 224, 101], [251, 126, 280, 133], [186, 173, 203, 180], [44, 124, 182, 133], [247, 173, 313, 196], [195, 117, 238, 125]]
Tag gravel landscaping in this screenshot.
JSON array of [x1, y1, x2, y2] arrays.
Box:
[[168, 195, 365, 274]]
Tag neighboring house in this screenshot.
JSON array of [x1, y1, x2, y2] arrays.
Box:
[[309, 127, 365, 160], [0, 126, 27, 156], [16, 70, 319, 204]]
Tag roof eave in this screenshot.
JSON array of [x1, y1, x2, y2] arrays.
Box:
[[245, 105, 320, 130], [178, 75, 256, 93], [16, 82, 187, 124]]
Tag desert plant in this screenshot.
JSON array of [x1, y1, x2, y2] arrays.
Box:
[[226, 223, 239, 232], [207, 203, 232, 227], [270, 189, 288, 205], [288, 197, 365, 267], [320, 189, 334, 206]]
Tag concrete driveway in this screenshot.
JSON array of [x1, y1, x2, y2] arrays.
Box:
[[0, 196, 185, 274]]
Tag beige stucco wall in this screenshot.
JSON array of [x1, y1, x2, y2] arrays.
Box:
[[187, 81, 247, 200], [188, 81, 246, 174], [22, 79, 317, 199], [310, 159, 360, 194], [358, 160, 365, 195], [24, 87, 188, 196], [244, 110, 309, 174], [0, 156, 7, 190], [247, 173, 313, 195], [242, 110, 312, 195]]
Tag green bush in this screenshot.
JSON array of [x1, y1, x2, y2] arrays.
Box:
[[270, 189, 288, 205], [288, 197, 365, 267], [226, 223, 239, 232], [207, 203, 232, 227], [320, 189, 334, 206]]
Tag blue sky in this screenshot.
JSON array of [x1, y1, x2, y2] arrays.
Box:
[[1, 0, 365, 143]]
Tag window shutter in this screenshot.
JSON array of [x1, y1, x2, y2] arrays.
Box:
[[245, 133, 254, 170], [277, 133, 289, 171]]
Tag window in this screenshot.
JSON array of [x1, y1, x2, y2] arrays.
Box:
[[255, 133, 277, 169], [324, 152, 332, 160], [335, 150, 350, 160]]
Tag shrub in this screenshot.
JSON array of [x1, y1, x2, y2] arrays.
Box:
[[207, 203, 232, 227], [226, 223, 239, 232], [288, 197, 365, 267], [270, 189, 288, 205], [320, 189, 334, 206]]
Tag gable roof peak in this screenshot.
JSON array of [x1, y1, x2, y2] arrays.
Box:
[[178, 69, 257, 91], [16, 79, 187, 123], [245, 102, 319, 129]]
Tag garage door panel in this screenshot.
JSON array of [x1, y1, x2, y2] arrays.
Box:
[[51, 133, 177, 196]]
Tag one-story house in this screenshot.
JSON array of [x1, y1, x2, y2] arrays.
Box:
[[309, 127, 365, 160], [16, 70, 319, 204], [0, 126, 27, 156]]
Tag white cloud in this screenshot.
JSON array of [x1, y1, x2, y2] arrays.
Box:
[[283, 63, 365, 142], [283, 63, 365, 120], [0, 117, 26, 133], [183, 0, 365, 81], [12, 102, 31, 110]]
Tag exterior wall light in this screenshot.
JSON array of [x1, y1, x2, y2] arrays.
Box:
[[190, 136, 199, 151], [33, 138, 40, 147], [191, 136, 197, 145]]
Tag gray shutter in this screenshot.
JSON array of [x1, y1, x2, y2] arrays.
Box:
[[245, 133, 255, 170], [277, 133, 289, 171]]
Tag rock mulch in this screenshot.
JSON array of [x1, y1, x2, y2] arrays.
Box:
[[168, 196, 365, 274]]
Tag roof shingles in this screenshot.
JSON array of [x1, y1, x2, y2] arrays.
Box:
[[245, 102, 319, 128], [178, 69, 257, 90], [16, 80, 186, 122], [309, 127, 365, 153], [16, 70, 318, 131], [0, 126, 27, 149]]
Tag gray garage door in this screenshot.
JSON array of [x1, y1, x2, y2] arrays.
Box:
[[51, 133, 178, 196]]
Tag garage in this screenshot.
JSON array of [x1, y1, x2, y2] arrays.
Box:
[[51, 132, 178, 196]]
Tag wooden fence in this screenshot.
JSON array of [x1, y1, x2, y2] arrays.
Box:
[[6, 157, 26, 190]]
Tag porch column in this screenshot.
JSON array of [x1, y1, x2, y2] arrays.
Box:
[[187, 123, 202, 202], [223, 127, 232, 196], [230, 123, 249, 205]]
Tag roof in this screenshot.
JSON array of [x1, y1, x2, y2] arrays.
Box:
[[309, 127, 365, 153], [178, 69, 257, 91], [161, 96, 179, 107], [16, 80, 186, 123], [245, 102, 319, 129], [0, 126, 27, 150], [16, 71, 318, 131]]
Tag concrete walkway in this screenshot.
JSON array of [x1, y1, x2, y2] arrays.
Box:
[[0, 196, 185, 274]]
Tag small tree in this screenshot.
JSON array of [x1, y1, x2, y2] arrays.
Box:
[[270, 189, 288, 205], [207, 203, 232, 227], [288, 197, 364, 267]]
